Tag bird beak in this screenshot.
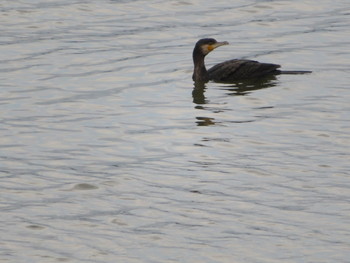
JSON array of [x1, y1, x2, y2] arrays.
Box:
[[208, 41, 229, 51]]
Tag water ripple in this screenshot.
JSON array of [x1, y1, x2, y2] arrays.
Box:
[[1, 0, 350, 262]]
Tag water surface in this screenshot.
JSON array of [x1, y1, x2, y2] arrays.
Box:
[[1, 0, 349, 262]]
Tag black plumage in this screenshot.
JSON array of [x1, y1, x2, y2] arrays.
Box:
[[192, 38, 310, 83]]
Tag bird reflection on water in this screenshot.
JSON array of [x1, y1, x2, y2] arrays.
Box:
[[192, 75, 278, 104], [220, 75, 278, 96], [192, 76, 277, 126]]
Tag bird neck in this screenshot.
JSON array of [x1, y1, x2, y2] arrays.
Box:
[[192, 51, 209, 82]]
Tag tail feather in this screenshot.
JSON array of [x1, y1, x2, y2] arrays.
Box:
[[279, 70, 312, 75]]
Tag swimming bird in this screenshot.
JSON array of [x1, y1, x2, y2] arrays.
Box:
[[192, 38, 311, 83]]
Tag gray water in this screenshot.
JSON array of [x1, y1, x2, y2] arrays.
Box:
[[1, 0, 350, 262]]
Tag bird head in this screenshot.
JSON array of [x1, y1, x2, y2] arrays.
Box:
[[194, 38, 229, 56]]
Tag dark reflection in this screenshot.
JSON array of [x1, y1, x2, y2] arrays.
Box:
[[195, 116, 216, 126], [192, 76, 278, 126], [220, 75, 278, 96], [192, 75, 278, 105], [192, 81, 207, 105]]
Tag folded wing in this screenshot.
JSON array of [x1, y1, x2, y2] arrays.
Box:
[[208, 59, 281, 82]]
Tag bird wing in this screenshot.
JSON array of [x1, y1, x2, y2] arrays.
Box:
[[208, 59, 281, 82]]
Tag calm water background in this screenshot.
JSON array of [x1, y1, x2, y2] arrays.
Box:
[[1, 0, 349, 262]]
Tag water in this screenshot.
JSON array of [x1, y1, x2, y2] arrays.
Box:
[[1, 0, 349, 262]]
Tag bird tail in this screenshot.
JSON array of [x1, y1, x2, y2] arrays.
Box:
[[279, 70, 312, 74]]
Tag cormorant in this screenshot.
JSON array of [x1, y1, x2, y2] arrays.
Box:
[[192, 38, 311, 83]]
